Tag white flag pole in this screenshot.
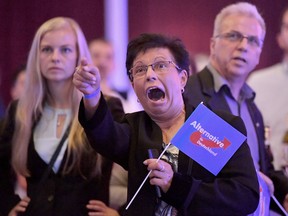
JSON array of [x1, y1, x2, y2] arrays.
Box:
[[125, 142, 172, 210], [271, 195, 288, 216]]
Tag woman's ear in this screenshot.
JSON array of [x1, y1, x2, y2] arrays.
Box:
[[180, 69, 188, 89]]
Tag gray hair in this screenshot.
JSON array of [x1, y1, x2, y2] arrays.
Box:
[[213, 2, 266, 40]]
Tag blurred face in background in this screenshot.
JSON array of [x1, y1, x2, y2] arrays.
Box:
[[89, 40, 115, 79], [10, 69, 26, 100], [277, 10, 288, 55]]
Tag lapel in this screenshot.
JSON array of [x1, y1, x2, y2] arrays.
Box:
[[197, 67, 231, 112]]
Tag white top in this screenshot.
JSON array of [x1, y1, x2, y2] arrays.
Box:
[[248, 62, 288, 170], [34, 105, 72, 173], [101, 83, 143, 114]]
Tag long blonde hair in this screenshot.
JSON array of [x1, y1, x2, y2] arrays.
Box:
[[12, 17, 102, 178]]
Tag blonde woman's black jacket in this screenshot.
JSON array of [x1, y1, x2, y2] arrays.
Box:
[[79, 93, 259, 216], [0, 95, 124, 216], [184, 66, 288, 214]]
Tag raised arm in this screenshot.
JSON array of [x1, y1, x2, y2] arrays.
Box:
[[73, 58, 102, 119]]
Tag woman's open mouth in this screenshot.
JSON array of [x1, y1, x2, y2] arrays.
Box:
[[147, 87, 165, 101]]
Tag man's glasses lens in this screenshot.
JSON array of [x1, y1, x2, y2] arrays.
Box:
[[217, 31, 262, 47]]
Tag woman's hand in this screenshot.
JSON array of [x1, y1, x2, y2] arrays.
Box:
[[143, 159, 174, 193], [73, 58, 102, 119], [283, 194, 288, 212], [87, 200, 120, 216], [73, 58, 101, 96], [258, 171, 274, 195], [8, 197, 30, 216]]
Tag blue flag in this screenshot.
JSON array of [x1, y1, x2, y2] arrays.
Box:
[[171, 103, 246, 175]]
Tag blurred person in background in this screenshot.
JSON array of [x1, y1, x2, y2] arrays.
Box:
[[248, 6, 288, 172], [10, 64, 26, 101], [248, 6, 288, 212], [89, 38, 143, 113]]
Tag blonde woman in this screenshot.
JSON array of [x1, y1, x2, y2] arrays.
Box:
[[0, 17, 123, 216]]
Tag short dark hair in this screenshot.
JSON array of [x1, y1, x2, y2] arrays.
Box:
[[126, 33, 190, 81]]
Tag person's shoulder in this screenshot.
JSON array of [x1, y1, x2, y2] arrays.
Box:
[[4, 100, 18, 119], [125, 110, 151, 126], [104, 94, 124, 111], [249, 63, 282, 82], [104, 94, 123, 111], [125, 110, 146, 119], [103, 94, 125, 122], [189, 66, 210, 78], [253, 63, 282, 74], [186, 67, 208, 89], [213, 109, 247, 136], [104, 94, 121, 102]]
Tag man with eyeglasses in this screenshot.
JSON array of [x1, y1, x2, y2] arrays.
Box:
[[184, 2, 288, 215]]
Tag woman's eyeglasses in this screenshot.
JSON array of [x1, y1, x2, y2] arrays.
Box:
[[129, 60, 181, 80]]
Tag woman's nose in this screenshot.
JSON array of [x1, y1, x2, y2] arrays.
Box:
[[51, 50, 61, 62], [145, 66, 157, 81]]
